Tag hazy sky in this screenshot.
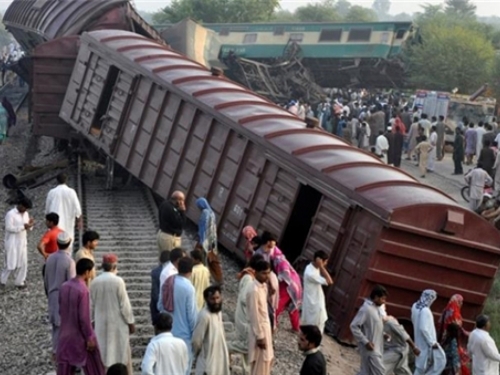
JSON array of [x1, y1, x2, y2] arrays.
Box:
[[0, 0, 498, 17]]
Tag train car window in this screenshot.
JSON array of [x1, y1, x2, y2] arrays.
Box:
[[290, 33, 304, 42], [92, 66, 120, 134], [219, 28, 230, 36], [396, 29, 406, 39], [319, 29, 342, 42], [274, 26, 285, 36], [243, 33, 257, 44], [348, 28, 372, 42]]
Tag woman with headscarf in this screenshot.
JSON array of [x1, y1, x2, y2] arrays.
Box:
[[438, 294, 470, 375], [411, 289, 446, 375], [242, 226, 258, 261], [196, 197, 222, 285], [255, 231, 302, 332]]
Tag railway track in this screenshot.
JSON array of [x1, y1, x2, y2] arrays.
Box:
[[79, 172, 159, 374], [78, 170, 239, 375]]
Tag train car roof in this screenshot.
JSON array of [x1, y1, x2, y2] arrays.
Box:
[[81, 30, 489, 231]]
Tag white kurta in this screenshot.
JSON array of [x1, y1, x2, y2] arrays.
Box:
[[4, 207, 29, 271], [376, 135, 389, 163], [45, 184, 82, 243], [141, 332, 189, 375], [467, 328, 500, 375], [90, 272, 135, 372], [300, 264, 328, 332], [192, 308, 231, 375], [427, 131, 437, 171], [476, 127, 487, 157], [411, 305, 445, 375], [158, 261, 178, 312], [464, 168, 493, 208]]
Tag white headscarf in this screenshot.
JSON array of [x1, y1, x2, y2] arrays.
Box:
[[415, 289, 437, 311]]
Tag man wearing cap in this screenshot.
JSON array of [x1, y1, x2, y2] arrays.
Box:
[[90, 254, 135, 375], [44, 231, 76, 360]]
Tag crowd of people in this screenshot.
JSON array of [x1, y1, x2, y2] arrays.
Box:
[[1, 173, 332, 375], [351, 286, 500, 375]]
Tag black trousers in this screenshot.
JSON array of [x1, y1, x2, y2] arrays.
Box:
[[454, 158, 463, 174]]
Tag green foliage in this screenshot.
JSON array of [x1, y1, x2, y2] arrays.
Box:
[[153, 0, 279, 24], [444, 0, 476, 19], [484, 276, 500, 343], [405, 23, 495, 93], [344, 5, 378, 22], [334, 0, 352, 17], [0, 13, 11, 49], [294, 3, 341, 22]]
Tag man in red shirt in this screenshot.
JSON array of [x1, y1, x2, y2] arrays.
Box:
[[38, 212, 63, 295]]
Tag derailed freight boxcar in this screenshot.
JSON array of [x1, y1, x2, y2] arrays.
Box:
[[4, 0, 164, 139], [60, 30, 500, 343]]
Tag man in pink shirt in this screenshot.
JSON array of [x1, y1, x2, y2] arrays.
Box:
[[57, 258, 105, 375]]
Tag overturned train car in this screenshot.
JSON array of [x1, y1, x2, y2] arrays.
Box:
[[59, 30, 500, 343], [3, 0, 164, 139]]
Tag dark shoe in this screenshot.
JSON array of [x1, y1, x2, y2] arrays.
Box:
[[15, 284, 27, 290]]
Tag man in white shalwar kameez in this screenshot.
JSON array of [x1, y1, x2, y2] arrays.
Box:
[[427, 126, 438, 172], [192, 286, 230, 375], [411, 289, 446, 375], [300, 250, 333, 333], [45, 173, 82, 245], [1, 198, 33, 288], [90, 254, 135, 375], [464, 163, 493, 212], [141, 312, 189, 375], [467, 314, 500, 375], [350, 285, 388, 375], [376, 131, 390, 164]]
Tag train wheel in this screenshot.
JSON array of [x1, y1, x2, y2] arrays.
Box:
[[461, 186, 470, 202]]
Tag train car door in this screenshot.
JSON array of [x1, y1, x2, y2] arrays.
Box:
[[91, 67, 136, 155], [326, 209, 380, 340], [299, 195, 351, 263]]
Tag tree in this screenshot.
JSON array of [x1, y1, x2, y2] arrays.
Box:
[[272, 9, 299, 22], [405, 24, 495, 93], [344, 6, 378, 22], [445, 0, 476, 18], [152, 0, 279, 24], [372, 0, 390, 19], [294, 3, 341, 22], [334, 0, 352, 17]]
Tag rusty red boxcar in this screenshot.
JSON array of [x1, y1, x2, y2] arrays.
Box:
[[59, 30, 500, 343], [4, 0, 164, 139]]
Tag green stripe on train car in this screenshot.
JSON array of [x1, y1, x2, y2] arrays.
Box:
[[219, 44, 399, 59], [205, 22, 413, 33]]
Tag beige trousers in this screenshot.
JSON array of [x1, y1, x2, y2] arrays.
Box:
[[157, 230, 182, 255], [250, 360, 272, 375]]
